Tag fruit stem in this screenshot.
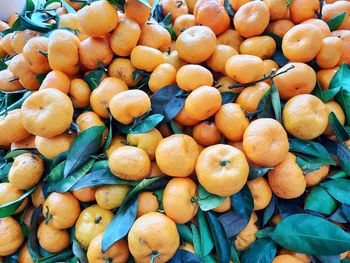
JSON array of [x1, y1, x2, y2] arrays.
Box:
[[95, 216, 102, 224], [150, 251, 160, 263], [45, 206, 53, 225], [38, 50, 48, 57], [228, 65, 295, 89], [220, 160, 231, 167]]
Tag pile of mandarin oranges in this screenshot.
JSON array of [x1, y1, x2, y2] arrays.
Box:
[[0, 0, 350, 262]]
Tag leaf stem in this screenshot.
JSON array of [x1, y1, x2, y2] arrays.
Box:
[[229, 65, 295, 89], [150, 251, 160, 263]]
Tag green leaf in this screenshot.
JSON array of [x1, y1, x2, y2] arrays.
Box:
[[83, 70, 104, 90], [328, 170, 347, 180], [335, 89, 350, 125], [264, 31, 282, 48], [257, 88, 273, 119], [38, 249, 73, 263], [129, 114, 164, 134], [241, 238, 277, 263], [338, 143, 350, 175], [176, 224, 193, 244], [272, 49, 288, 67], [297, 156, 323, 175], [323, 87, 342, 102], [170, 120, 183, 134], [64, 126, 104, 177], [329, 64, 350, 90], [197, 185, 226, 211], [327, 11, 346, 31], [0, 91, 32, 115], [28, 206, 42, 262], [263, 195, 276, 226], [102, 195, 139, 252], [103, 113, 113, 150], [0, 187, 35, 218], [257, 213, 350, 255], [230, 184, 254, 220], [72, 237, 87, 263], [4, 149, 34, 159], [44, 161, 65, 184], [197, 209, 214, 257], [207, 211, 231, 263], [70, 169, 137, 190], [0, 162, 12, 182], [224, 0, 235, 18], [192, 224, 203, 258], [321, 179, 350, 205], [286, 0, 293, 7], [305, 186, 338, 214], [248, 165, 272, 180], [221, 92, 239, 105], [47, 159, 95, 192], [61, 0, 77, 13], [270, 81, 282, 123], [0, 60, 7, 71], [329, 112, 350, 143]]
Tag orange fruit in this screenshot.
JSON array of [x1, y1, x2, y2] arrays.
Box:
[[289, 0, 320, 24], [42, 192, 80, 229], [175, 26, 217, 63], [273, 62, 316, 100], [247, 177, 273, 210], [262, 0, 288, 21], [207, 44, 238, 73], [130, 45, 164, 72], [138, 24, 171, 52], [37, 221, 70, 253], [109, 90, 151, 125], [192, 121, 221, 146], [87, 233, 129, 263], [79, 37, 113, 69], [316, 37, 344, 69], [95, 184, 130, 209], [283, 94, 328, 140], [108, 58, 140, 87], [109, 146, 151, 180], [301, 19, 331, 39], [225, 55, 264, 84], [324, 101, 346, 136], [173, 14, 197, 37], [332, 30, 350, 65], [216, 76, 238, 93], [176, 64, 213, 92], [76, 111, 108, 144], [163, 177, 199, 224], [35, 133, 75, 160], [105, 135, 126, 157], [239, 36, 276, 60], [267, 19, 295, 38], [21, 88, 74, 137], [305, 165, 330, 187], [217, 29, 244, 51], [110, 18, 141, 57], [212, 197, 231, 213], [233, 1, 270, 38], [137, 191, 160, 218], [0, 109, 30, 146], [155, 134, 200, 177], [128, 212, 180, 263], [236, 82, 270, 112], [90, 77, 128, 118], [161, 0, 189, 21], [282, 24, 322, 62], [8, 54, 40, 90], [272, 255, 305, 263], [31, 183, 45, 208], [40, 70, 71, 94], [243, 118, 289, 167], [262, 59, 279, 84], [0, 217, 24, 256], [174, 107, 200, 126], [0, 69, 23, 92], [11, 135, 36, 151], [149, 63, 177, 93], [268, 152, 306, 199], [215, 103, 249, 142], [18, 243, 34, 263], [22, 36, 51, 74], [125, 0, 152, 27], [77, 0, 118, 37], [1, 33, 15, 55], [72, 187, 96, 202], [8, 153, 44, 190], [278, 250, 311, 263], [194, 0, 230, 35], [322, 1, 350, 30], [196, 144, 249, 196], [10, 30, 37, 54], [184, 85, 222, 120], [0, 183, 28, 215], [149, 161, 163, 177], [69, 78, 91, 108], [229, 0, 250, 11], [127, 128, 163, 160], [75, 204, 114, 248], [48, 29, 80, 76], [234, 213, 259, 251], [58, 13, 89, 41], [162, 50, 187, 70]]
